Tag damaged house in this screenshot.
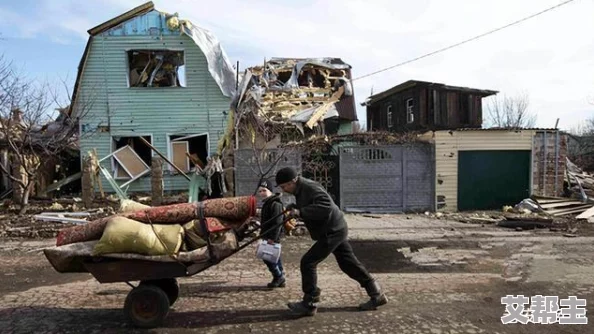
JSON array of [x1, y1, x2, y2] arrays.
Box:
[[0, 108, 81, 201], [364, 80, 497, 132], [216, 57, 359, 197], [71, 2, 236, 194], [219, 57, 358, 152]]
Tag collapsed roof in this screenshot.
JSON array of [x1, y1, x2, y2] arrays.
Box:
[[231, 57, 358, 139]]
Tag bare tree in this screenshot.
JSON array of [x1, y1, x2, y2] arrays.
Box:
[[484, 92, 536, 129], [571, 116, 594, 136], [568, 115, 594, 172], [351, 121, 366, 133], [0, 55, 94, 214], [234, 119, 296, 195]]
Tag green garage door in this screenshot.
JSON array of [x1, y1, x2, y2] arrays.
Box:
[[458, 150, 531, 211]]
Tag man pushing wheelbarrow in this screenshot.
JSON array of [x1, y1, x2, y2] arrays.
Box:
[[275, 167, 389, 317]]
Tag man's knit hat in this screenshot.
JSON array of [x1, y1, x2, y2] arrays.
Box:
[[275, 167, 298, 186]]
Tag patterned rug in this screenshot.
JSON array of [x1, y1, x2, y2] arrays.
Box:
[[56, 196, 256, 246]]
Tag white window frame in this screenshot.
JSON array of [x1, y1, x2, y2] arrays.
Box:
[[387, 105, 393, 128], [110, 134, 154, 180], [125, 48, 187, 88], [166, 132, 210, 172], [406, 98, 414, 124], [171, 141, 190, 173]]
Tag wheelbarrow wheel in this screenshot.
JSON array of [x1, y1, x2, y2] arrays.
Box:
[[124, 285, 169, 328], [140, 278, 180, 306]]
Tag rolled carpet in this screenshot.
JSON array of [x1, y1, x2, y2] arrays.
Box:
[[124, 196, 256, 223], [56, 196, 256, 246]]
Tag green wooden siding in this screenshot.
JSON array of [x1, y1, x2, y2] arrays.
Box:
[[457, 150, 531, 211], [77, 35, 231, 193], [338, 120, 354, 135]]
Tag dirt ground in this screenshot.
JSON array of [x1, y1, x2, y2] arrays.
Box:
[[1, 214, 593, 333]]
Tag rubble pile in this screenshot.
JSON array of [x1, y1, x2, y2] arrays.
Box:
[[566, 158, 594, 201], [221, 57, 357, 150]]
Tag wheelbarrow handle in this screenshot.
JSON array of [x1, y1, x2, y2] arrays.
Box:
[[237, 209, 292, 252]]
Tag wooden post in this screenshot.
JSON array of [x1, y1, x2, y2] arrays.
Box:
[[92, 149, 105, 199], [151, 156, 164, 206], [222, 153, 235, 197], [81, 156, 94, 208]]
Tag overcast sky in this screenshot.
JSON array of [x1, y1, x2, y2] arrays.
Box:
[[1, 0, 593, 131]]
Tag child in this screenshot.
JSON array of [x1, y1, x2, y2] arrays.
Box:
[[257, 180, 286, 288]]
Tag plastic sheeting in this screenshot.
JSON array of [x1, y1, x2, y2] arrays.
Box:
[[289, 104, 339, 123], [180, 22, 237, 98]]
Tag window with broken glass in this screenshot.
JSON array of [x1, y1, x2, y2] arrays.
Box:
[[406, 98, 414, 124], [387, 105, 393, 128], [127, 50, 186, 88]]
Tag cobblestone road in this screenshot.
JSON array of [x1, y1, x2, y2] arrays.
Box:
[[1, 215, 593, 333]]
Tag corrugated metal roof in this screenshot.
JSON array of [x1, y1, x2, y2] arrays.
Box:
[[364, 80, 498, 106]]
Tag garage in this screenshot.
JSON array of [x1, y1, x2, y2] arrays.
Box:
[[457, 150, 531, 211]]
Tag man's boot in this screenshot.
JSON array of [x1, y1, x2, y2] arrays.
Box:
[[287, 291, 320, 317], [267, 275, 286, 288], [359, 280, 388, 311]]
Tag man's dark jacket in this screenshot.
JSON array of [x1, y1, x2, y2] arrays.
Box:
[[260, 194, 284, 243], [293, 177, 346, 240]]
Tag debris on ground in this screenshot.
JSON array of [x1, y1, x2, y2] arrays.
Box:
[[0, 200, 117, 239], [565, 158, 594, 219], [48, 202, 65, 211]]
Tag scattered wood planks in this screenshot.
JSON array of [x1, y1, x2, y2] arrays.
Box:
[[576, 206, 594, 220], [531, 196, 594, 217]]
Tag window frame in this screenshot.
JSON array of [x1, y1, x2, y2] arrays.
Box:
[[110, 134, 154, 180], [166, 132, 210, 173], [406, 98, 414, 124], [125, 48, 187, 88]]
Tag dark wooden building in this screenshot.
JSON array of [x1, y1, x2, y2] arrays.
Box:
[[364, 80, 498, 132]]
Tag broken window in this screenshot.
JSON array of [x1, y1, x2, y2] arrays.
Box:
[[387, 105, 393, 128], [406, 98, 414, 124], [128, 50, 186, 87], [112, 136, 152, 179], [169, 134, 208, 173]]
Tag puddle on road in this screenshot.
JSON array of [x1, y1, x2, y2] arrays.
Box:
[[349, 240, 487, 274]]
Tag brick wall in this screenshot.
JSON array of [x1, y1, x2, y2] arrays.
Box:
[[532, 131, 567, 197]]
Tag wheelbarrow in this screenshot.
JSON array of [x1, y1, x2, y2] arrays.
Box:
[[45, 208, 291, 328]]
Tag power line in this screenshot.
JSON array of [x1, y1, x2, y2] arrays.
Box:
[[353, 0, 578, 81]]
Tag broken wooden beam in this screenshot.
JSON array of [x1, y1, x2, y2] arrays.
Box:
[[305, 86, 344, 129], [548, 204, 592, 216], [539, 201, 584, 209], [41, 172, 82, 195]]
